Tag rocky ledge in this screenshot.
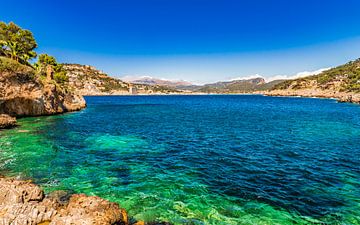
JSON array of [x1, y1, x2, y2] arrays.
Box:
[[0, 57, 86, 118], [0, 177, 128, 225], [0, 177, 173, 225], [0, 73, 86, 117], [0, 114, 17, 129]]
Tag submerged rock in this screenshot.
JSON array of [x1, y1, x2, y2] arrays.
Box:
[[0, 114, 17, 129], [0, 177, 128, 225]]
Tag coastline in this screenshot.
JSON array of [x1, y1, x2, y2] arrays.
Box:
[[0, 176, 170, 225], [81, 91, 360, 105], [259, 89, 360, 104]]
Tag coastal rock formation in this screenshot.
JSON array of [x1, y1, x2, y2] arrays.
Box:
[[0, 114, 16, 129], [0, 177, 128, 225], [0, 57, 86, 117]]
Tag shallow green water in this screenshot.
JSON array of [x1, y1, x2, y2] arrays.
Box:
[[0, 95, 360, 224]]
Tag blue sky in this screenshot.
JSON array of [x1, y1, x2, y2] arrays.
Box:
[[2, 0, 360, 83]]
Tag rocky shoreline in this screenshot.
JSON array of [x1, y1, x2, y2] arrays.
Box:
[[261, 89, 360, 104], [0, 177, 128, 225], [0, 73, 86, 117], [0, 114, 17, 129], [0, 57, 87, 129], [0, 177, 172, 225]]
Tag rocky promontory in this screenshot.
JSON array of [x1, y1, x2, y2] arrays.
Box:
[[0, 57, 86, 118]]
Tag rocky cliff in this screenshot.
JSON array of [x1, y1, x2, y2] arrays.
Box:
[[0, 57, 86, 118], [265, 59, 360, 103]]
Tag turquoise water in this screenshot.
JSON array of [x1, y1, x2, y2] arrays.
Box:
[[1, 95, 360, 224]]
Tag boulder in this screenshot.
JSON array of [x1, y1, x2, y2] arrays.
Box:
[[0, 177, 128, 225], [0, 114, 17, 129], [51, 194, 128, 225]]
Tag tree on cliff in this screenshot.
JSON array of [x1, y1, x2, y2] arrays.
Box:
[[35, 54, 68, 83], [0, 22, 37, 64]]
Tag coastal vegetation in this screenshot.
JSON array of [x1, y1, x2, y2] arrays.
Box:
[[273, 59, 360, 92], [197, 78, 284, 93], [0, 22, 37, 65], [0, 55, 34, 77], [35, 53, 69, 84], [0, 21, 67, 87]]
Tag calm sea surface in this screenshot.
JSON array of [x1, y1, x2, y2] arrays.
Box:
[[1, 95, 360, 224]]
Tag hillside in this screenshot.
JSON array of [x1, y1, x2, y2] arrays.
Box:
[[197, 78, 282, 93], [267, 59, 360, 103], [63, 64, 180, 95], [126, 76, 192, 87]]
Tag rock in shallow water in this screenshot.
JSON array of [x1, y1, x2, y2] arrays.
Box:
[[0, 114, 17, 129], [0, 177, 128, 225]]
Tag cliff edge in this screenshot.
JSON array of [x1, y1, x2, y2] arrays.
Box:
[[0, 57, 86, 118]]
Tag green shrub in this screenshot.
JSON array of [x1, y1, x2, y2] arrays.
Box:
[[0, 56, 34, 77], [53, 71, 68, 83]]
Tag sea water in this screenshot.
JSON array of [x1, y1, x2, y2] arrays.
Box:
[[0, 95, 359, 224]]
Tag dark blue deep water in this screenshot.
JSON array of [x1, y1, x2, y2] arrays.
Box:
[[1, 95, 360, 224]]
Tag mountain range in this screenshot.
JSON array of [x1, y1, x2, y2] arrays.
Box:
[[122, 76, 285, 93]]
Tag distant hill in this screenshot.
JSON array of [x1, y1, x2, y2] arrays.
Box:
[[267, 59, 360, 103], [63, 64, 180, 95], [128, 76, 193, 87], [273, 59, 360, 92], [122, 76, 286, 93], [196, 77, 283, 93]]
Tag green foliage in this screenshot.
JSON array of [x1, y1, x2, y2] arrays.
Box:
[[273, 59, 360, 92], [0, 56, 34, 78], [54, 71, 68, 83], [273, 80, 292, 90], [38, 54, 57, 66], [198, 78, 272, 93], [0, 22, 37, 63], [101, 78, 129, 92], [35, 53, 69, 85]]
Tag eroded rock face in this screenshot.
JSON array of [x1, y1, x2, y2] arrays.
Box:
[[0, 70, 86, 117], [0, 177, 128, 225], [0, 114, 16, 129]]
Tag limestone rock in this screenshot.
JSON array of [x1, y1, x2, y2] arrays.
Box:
[[0, 178, 128, 225], [0, 64, 86, 117], [263, 89, 360, 104], [51, 194, 128, 225], [0, 114, 16, 129]]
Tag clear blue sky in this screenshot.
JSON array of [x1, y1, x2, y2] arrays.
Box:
[[3, 0, 360, 83]]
